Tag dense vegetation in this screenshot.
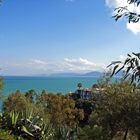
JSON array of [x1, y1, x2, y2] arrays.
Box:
[[0, 75, 140, 140]]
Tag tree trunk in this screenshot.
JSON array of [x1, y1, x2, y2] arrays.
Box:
[[138, 133, 140, 140], [123, 129, 128, 140]]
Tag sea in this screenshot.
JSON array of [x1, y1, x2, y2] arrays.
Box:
[[2, 76, 99, 96]]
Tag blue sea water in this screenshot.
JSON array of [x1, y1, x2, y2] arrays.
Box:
[[3, 76, 98, 96]]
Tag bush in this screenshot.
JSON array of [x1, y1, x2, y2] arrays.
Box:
[[0, 130, 17, 140]]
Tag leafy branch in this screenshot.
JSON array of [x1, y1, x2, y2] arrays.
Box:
[[109, 0, 140, 83], [108, 53, 140, 83], [113, 0, 140, 23]]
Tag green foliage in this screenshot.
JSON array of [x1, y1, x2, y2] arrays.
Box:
[[89, 78, 140, 139], [19, 115, 53, 140], [74, 99, 95, 127], [77, 83, 83, 89], [0, 130, 17, 140], [3, 90, 44, 116], [108, 53, 140, 83], [78, 125, 106, 140], [110, 0, 140, 83], [3, 90, 28, 112], [1, 90, 55, 139], [37, 93, 84, 129], [53, 127, 78, 140], [128, 0, 140, 5], [37, 93, 84, 139], [113, 0, 140, 23], [2, 90, 85, 139], [0, 111, 53, 140]]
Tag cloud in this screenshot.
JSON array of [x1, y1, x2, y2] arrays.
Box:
[[105, 0, 140, 34], [30, 59, 47, 65], [30, 58, 107, 73], [64, 58, 94, 66], [64, 58, 106, 72], [127, 22, 140, 34], [106, 0, 118, 8], [0, 58, 107, 75], [29, 59, 60, 73]]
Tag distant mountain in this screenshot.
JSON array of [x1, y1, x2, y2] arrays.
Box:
[[82, 71, 103, 77], [49, 72, 80, 77], [48, 71, 103, 77]]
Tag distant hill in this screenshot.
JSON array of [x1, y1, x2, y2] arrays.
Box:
[[5, 71, 123, 78], [82, 71, 103, 77], [49, 72, 80, 77], [48, 71, 103, 77]]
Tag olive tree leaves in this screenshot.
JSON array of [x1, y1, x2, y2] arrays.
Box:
[[128, 0, 140, 5], [109, 0, 140, 83], [113, 0, 140, 23], [108, 53, 140, 83]]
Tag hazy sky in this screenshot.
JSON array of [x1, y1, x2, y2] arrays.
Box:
[[0, 0, 140, 75]]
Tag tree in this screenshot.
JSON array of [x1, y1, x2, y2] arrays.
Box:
[[108, 0, 140, 83], [3, 90, 44, 117], [77, 83, 83, 89], [89, 79, 140, 140], [3, 90, 27, 112], [37, 93, 84, 139]]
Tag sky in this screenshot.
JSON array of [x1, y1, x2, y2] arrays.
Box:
[[0, 0, 140, 75]]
